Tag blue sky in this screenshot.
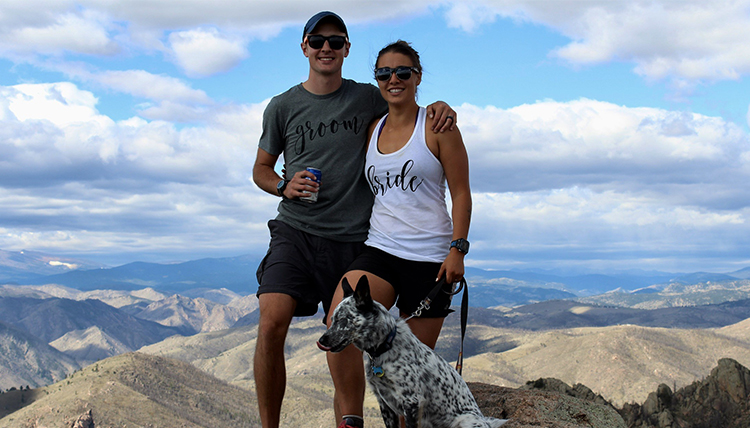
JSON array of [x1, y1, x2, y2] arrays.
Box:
[[1, 1, 749, 274]]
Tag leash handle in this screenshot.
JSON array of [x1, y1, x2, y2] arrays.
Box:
[[446, 279, 464, 296]]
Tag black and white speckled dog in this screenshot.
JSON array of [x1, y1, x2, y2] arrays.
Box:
[[318, 275, 507, 428]]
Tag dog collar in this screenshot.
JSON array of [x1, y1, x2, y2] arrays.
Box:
[[366, 326, 397, 359]]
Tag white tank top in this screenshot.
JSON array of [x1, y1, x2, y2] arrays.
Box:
[[364, 107, 452, 262]]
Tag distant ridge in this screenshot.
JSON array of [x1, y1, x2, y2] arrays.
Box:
[[136, 294, 246, 334], [730, 267, 750, 279], [0, 249, 105, 284], [0, 296, 185, 350], [578, 278, 750, 309], [5, 248, 750, 308], [0, 320, 79, 390], [442, 297, 750, 331], [670, 271, 738, 284], [24, 255, 259, 293]]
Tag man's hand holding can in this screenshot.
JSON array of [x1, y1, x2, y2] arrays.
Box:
[[284, 167, 320, 202], [300, 167, 321, 203]]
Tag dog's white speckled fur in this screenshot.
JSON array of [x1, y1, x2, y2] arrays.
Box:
[[318, 276, 507, 428]]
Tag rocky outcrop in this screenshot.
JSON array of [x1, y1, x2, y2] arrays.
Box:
[[522, 377, 614, 408], [69, 409, 94, 428], [470, 382, 627, 428], [619, 358, 750, 427]]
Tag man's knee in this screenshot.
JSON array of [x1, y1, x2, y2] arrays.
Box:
[[257, 292, 297, 340]]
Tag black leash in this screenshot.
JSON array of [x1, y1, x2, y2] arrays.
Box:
[[455, 279, 468, 375], [406, 277, 469, 375]]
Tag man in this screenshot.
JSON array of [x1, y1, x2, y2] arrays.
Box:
[[252, 11, 456, 428]]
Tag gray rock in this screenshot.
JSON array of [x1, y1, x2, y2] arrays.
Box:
[[470, 382, 627, 428]]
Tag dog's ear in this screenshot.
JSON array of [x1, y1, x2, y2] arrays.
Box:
[[354, 275, 374, 312], [342, 277, 354, 298]]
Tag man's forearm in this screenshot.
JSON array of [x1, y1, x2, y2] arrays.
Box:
[[253, 164, 283, 196], [253, 147, 284, 196]]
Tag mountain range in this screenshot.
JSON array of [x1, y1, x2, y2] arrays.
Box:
[[4, 248, 750, 306], [4, 273, 750, 392], [4, 248, 750, 425], [3, 324, 750, 426]]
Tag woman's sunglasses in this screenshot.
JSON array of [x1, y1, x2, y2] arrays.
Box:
[[305, 35, 347, 50], [374, 66, 420, 82]]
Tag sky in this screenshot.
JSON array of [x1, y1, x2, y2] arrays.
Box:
[[0, 0, 749, 274]]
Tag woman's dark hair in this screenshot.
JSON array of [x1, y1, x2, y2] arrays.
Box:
[[375, 40, 423, 72]]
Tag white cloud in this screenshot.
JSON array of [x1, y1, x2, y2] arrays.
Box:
[[0, 0, 434, 61], [443, 0, 750, 87], [0, 1, 749, 270], [443, 1, 500, 33], [4, 82, 106, 126], [55, 68, 216, 122], [4, 1, 750, 88], [0, 9, 118, 56], [0, 82, 257, 184], [93, 70, 212, 104], [168, 28, 249, 77], [454, 98, 750, 271], [2, 81, 748, 270], [459, 99, 749, 202], [0, 81, 272, 261]]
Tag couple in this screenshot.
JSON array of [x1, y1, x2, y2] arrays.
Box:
[[252, 11, 472, 428]]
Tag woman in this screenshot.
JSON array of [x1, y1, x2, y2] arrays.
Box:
[[326, 40, 472, 428]]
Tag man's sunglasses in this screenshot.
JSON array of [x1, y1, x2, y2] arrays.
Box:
[[306, 35, 347, 50], [374, 66, 420, 82]]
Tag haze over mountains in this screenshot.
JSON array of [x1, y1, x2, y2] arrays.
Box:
[[3, 248, 750, 426], [4, 248, 750, 302]]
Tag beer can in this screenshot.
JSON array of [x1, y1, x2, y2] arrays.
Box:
[[300, 167, 321, 203]]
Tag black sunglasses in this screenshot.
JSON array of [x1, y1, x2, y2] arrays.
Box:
[[374, 66, 420, 82], [306, 35, 347, 50]]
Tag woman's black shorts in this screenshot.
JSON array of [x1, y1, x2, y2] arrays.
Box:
[[346, 245, 454, 318]]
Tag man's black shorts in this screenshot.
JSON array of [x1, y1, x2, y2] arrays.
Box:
[[347, 245, 454, 318], [256, 220, 365, 318]]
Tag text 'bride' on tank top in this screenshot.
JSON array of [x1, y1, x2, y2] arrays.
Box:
[[364, 107, 453, 263]]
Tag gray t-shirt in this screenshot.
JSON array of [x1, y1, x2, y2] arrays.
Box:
[[259, 79, 388, 242]]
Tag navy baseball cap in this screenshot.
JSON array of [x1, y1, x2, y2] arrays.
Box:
[[303, 11, 348, 40]]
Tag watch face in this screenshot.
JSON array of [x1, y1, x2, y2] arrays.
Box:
[[452, 239, 469, 253]]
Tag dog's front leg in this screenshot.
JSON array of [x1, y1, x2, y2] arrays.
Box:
[[379, 404, 400, 428], [402, 402, 421, 428], [373, 392, 400, 428]]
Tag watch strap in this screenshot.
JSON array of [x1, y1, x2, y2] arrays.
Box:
[[277, 179, 289, 197]]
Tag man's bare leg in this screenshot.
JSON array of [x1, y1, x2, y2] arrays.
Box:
[[255, 293, 297, 428]]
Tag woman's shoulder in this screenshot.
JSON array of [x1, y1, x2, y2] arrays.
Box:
[[343, 79, 378, 93]]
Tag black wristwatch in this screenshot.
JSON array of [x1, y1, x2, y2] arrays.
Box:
[[450, 238, 470, 254], [276, 179, 289, 197]]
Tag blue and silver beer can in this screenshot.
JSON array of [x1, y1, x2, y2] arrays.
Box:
[[300, 167, 321, 203]]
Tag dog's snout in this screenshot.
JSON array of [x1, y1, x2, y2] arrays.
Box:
[[317, 332, 333, 351]]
